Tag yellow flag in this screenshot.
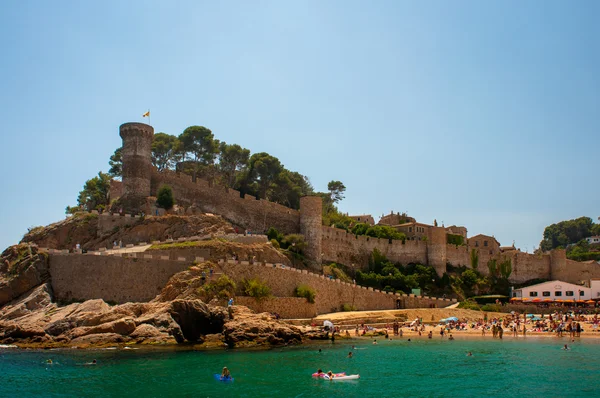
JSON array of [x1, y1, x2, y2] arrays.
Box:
[[142, 111, 150, 117]]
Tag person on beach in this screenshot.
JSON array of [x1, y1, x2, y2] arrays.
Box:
[[221, 367, 231, 379], [428, 331, 433, 339]]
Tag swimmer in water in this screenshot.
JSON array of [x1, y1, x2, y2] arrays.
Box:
[[84, 359, 97, 366], [318, 348, 322, 353], [348, 351, 353, 358], [563, 344, 570, 350], [221, 367, 231, 379], [373, 339, 377, 345], [326, 371, 334, 380], [467, 352, 473, 357]]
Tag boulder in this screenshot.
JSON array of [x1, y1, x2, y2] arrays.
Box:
[[70, 333, 126, 345], [130, 324, 163, 338], [1, 324, 46, 339], [85, 318, 137, 336]]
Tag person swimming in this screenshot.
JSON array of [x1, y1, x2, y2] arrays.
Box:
[[348, 351, 353, 358], [46, 359, 53, 364], [221, 367, 231, 379], [373, 339, 377, 345], [326, 371, 334, 380], [563, 344, 570, 350], [467, 352, 473, 356], [316, 369, 324, 376], [84, 359, 97, 366]]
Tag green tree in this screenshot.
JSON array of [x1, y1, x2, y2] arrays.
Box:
[[108, 147, 122, 177], [470, 248, 479, 270], [461, 269, 479, 290], [152, 133, 180, 171], [178, 126, 220, 182], [327, 180, 346, 204], [218, 142, 250, 188], [248, 152, 283, 199], [539, 217, 596, 251], [243, 278, 271, 301], [70, 172, 111, 212], [156, 185, 174, 209]]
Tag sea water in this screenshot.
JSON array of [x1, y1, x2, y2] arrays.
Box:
[[1, 337, 599, 397]]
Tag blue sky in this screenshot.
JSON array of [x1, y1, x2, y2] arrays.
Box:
[[0, 1, 598, 253]]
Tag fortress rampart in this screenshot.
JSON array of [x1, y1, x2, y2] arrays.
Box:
[[150, 169, 301, 235], [45, 250, 455, 317], [111, 122, 600, 285]]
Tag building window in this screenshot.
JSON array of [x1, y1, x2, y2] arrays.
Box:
[[484, 241, 488, 247], [529, 291, 538, 297], [542, 291, 550, 297], [475, 242, 479, 247], [409, 227, 412, 232], [566, 291, 574, 296], [580, 291, 585, 296], [555, 291, 562, 297]]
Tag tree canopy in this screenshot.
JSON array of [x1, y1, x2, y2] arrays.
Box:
[[66, 172, 111, 213], [539, 217, 599, 251]]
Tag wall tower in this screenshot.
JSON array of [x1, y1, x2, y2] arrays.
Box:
[[300, 196, 323, 268], [427, 226, 448, 276], [119, 122, 154, 212]]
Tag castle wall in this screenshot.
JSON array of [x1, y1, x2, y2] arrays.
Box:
[[234, 297, 316, 319], [321, 226, 428, 268], [49, 254, 190, 303], [445, 245, 469, 267], [218, 262, 451, 315], [47, 251, 454, 315], [151, 170, 300, 235]]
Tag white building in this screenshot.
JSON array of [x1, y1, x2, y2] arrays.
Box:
[[512, 280, 600, 301], [586, 236, 600, 245]]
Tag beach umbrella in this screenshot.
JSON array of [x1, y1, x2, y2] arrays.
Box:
[[543, 299, 553, 303], [586, 300, 596, 304], [563, 300, 575, 304], [532, 298, 541, 303], [555, 299, 564, 303], [510, 297, 521, 301], [323, 320, 334, 329], [522, 298, 530, 302], [576, 300, 586, 304]]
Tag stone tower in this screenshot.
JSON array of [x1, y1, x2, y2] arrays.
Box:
[[119, 122, 154, 212], [300, 196, 323, 268], [427, 226, 447, 276]]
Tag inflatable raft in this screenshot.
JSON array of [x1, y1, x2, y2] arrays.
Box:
[[324, 374, 360, 380], [214, 374, 234, 382], [312, 372, 345, 378]]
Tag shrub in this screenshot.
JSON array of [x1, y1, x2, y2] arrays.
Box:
[[295, 284, 316, 303], [243, 278, 271, 301], [198, 275, 236, 301], [156, 185, 174, 209], [457, 299, 480, 311], [270, 239, 280, 249], [481, 304, 502, 312], [282, 234, 306, 254], [341, 303, 357, 312]]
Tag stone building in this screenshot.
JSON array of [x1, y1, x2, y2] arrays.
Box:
[[348, 214, 375, 225], [467, 234, 500, 256]]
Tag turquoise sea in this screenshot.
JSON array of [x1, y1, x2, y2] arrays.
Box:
[[1, 337, 599, 397]]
